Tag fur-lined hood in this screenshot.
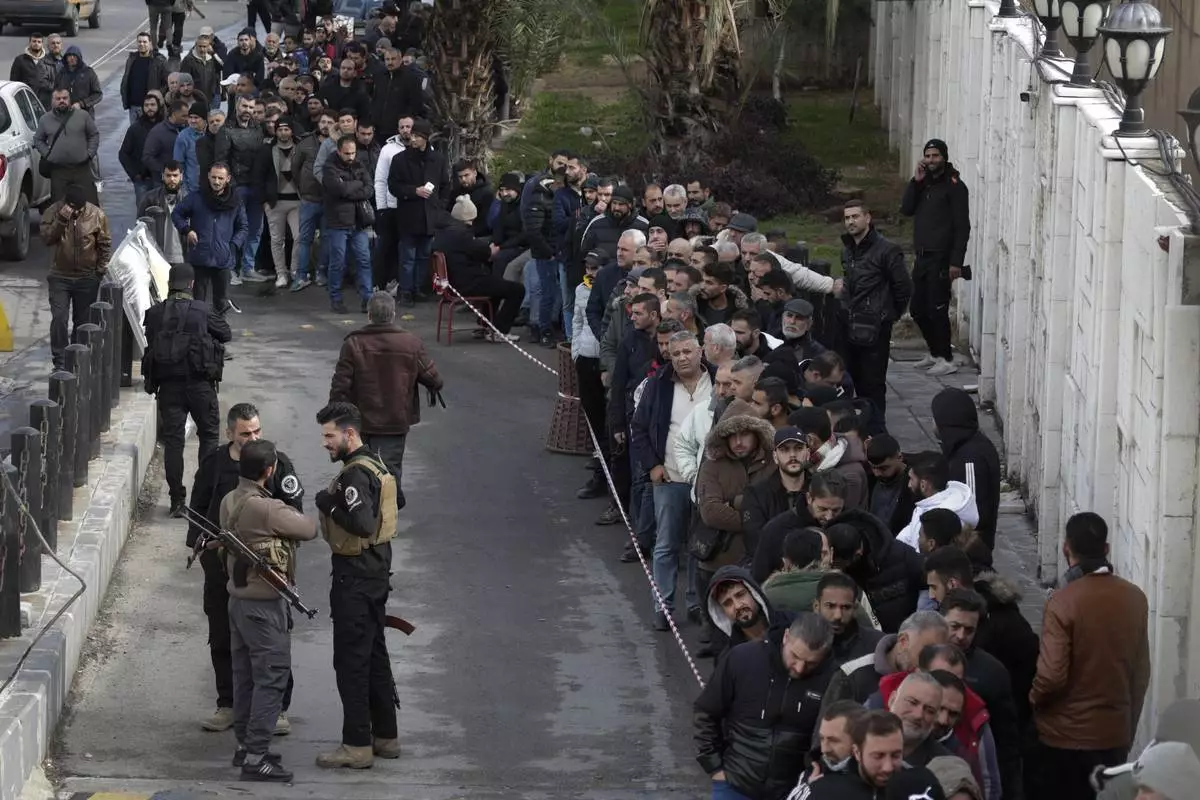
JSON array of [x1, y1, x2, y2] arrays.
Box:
[[976, 569, 1023, 606], [704, 399, 775, 461]]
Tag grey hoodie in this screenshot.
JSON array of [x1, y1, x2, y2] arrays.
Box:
[[35, 106, 99, 167], [1132, 742, 1200, 800]]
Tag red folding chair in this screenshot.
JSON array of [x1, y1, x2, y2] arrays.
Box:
[[431, 251, 494, 345]]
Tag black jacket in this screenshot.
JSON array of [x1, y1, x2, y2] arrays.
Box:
[[119, 112, 161, 182], [965, 645, 1021, 800], [11, 51, 57, 109], [521, 176, 557, 260], [450, 175, 495, 237], [186, 444, 304, 547], [180, 51, 222, 107], [318, 77, 370, 123], [931, 387, 1002, 549], [490, 195, 526, 251], [585, 261, 631, 340], [580, 209, 649, 270], [839, 226, 912, 325], [54, 47, 103, 113], [695, 629, 836, 800], [255, 140, 301, 205], [372, 65, 426, 142], [431, 218, 491, 287], [142, 294, 231, 382], [832, 621, 884, 667], [806, 763, 883, 799], [751, 499, 817, 586], [900, 164, 971, 266], [833, 509, 924, 633], [818, 632, 895, 720], [214, 119, 265, 187], [606, 327, 659, 436], [973, 570, 1039, 731], [763, 333, 826, 386], [120, 52, 168, 109], [223, 44, 266, 84], [868, 469, 918, 537], [322, 155, 371, 229], [388, 145, 449, 237]]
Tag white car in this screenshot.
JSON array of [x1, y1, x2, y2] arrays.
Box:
[[0, 80, 53, 261]]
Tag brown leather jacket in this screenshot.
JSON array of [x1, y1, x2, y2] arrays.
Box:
[[40, 201, 112, 279], [329, 322, 443, 435], [1030, 569, 1150, 750]]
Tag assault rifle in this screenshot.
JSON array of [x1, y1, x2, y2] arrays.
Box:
[[182, 506, 317, 619], [185, 0, 207, 19]]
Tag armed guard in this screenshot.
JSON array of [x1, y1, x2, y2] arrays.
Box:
[[313, 401, 402, 769], [219, 439, 317, 782], [188, 402, 305, 735], [143, 263, 232, 517]]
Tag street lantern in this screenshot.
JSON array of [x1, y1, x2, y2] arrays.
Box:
[[1100, 0, 1172, 135], [1180, 87, 1200, 172], [1032, 0, 1065, 59], [998, 0, 1021, 18], [1061, 0, 1110, 85]]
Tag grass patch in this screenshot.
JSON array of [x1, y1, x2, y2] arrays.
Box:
[[493, 90, 648, 178], [571, 0, 643, 68]]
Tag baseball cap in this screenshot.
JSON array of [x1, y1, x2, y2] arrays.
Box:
[[584, 249, 608, 266], [727, 212, 757, 233], [773, 426, 808, 448], [198, 25, 214, 37], [783, 298, 814, 317]]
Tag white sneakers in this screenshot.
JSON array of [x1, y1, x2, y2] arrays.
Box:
[[927, 358, 959, 376], [913, 354, 938, 369], [274, 272, 289, 288]]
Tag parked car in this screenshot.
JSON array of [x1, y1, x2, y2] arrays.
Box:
[[0, 81, 53, 261], [0, 0, 100, 38]]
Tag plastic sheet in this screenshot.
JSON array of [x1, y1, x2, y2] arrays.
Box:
[[103, 221, 170, 354]]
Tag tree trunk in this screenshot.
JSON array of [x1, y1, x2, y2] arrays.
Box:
[[427, 0, 499, 165]]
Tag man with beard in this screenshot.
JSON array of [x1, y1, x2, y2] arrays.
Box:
[[790, 407, 869, 511], [489, 172, 527, 277], [752, 469, 848, 584], [814, 571, 884, 665], [388, 118, 448, 306], [312, 402, 401, 770], [866, 435, 917, 536], [764, 298, 826, 384], [902, 139, 971, 377], [552, 154, 587, 325], [319, 59, 370, 125], [258, 117, 302, 288], [54, 46, 102, 115], [121, 33, 168, 124], [171, 162, 249, 312], [41, 183, 111, 372], [373, 114, 412, 291], [322, 135, 374, 313], [750, 376, 793, 430], [144, 99, 189, 181], [896, 454, 979, 551], [449, 159, 494, 237], [139, 161, 189, 270], [755, 270, 796, 337], [885, 671, 951, 766], [697, 262, 748, 327], [122, 93, 165, 208], [731, 309, 781, 360], [824, 509, 926, 634], [743, 426, 813, 560], [786, 701, 868, 799], [580, 185, 650, 287], [807, 710, 909, 798], [181, 35, 223, 108], [35, 88, 100, 205], [695, 614, 836, 800], [641, 183, 677, 237], [11, 32, 57, 110], [215, 96, 267, 284], [225, 29, 266, 86], [374, 48, 424, 145]]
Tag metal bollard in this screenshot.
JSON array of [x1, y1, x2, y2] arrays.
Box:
[[88, 302, 113, 434], [65, 342, 92, 485], [49, 371, 77, 522], [74, 323, 104, 459], [11, 426, 42, 594], [100, 284, 126, 401], [0, 459, 20, 637], [29, 399, 61, 553]]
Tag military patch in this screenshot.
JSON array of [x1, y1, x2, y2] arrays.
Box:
[[280, 475, 300, 496], [344, 486, 360, 507]]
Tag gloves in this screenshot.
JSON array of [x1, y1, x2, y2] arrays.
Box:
[[314, 489, 337, 515]]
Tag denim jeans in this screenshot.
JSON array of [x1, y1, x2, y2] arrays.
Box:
[[523, 260, 540, 324], [711, 780, 752, 800], [559, 262, 573, 338], [235, 185, 264, 274], [533, 258, 558, 332], [47, 274, 100, 370], [294, 199, 325, 281], [629, 468, 656, 551], [324, 227, 372, 303], [399, 234, 432, 294], [651, 481, 694, 614]]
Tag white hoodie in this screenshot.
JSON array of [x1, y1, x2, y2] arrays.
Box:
[[897, 480, 980, 550], [374, 134, 406, 210]]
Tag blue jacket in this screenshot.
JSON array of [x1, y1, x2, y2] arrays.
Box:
[[630, 361, 718, 471], [171, 187, 248, 270], [174, 127, 205, 193], [552, 185, 582, 261]]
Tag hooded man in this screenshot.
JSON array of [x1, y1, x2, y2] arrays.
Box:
[[790, 406, 869, 511], [896, 453, 979, 552], [901, 138, 972, 377], [824, 509, 927, 634], [34, 87, 100, 205], [930, 388, 1001, 551], [695, 613, 837, 800], [53, 46, 102, 114], [11, 32, 58, 110], [704, 564, 795, 665], [1093, 699, 1200, 800]]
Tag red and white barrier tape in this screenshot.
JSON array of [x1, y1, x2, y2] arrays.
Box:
[[434, 277, 707, 688]]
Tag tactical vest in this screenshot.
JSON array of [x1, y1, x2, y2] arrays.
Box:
[[224, 490, 294, 584], [320, 452, 397, 557]]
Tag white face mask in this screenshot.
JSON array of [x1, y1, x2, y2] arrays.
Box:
[[822, 754, 852, 773]]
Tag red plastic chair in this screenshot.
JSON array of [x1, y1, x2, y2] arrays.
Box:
[[431, 251, 494, 345]]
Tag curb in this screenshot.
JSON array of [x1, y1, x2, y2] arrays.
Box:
[[0, 391, 158, 800]]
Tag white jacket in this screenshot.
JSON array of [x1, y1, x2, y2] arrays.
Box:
[[571, 282, 600, 360], [897, 480, 980, 550], [374, 135, 406, 210], [776, 252, 835, 294], [674, 399, 717, 493]]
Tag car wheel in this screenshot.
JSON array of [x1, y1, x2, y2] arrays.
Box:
[[1, 193, 31, 261], [64, 5, 80, 36], [88, 0, 99, 28]]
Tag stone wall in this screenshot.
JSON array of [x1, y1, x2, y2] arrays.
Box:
[[872, 0, 1200, 734]]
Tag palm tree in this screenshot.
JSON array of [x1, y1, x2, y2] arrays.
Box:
[[426, 0, 500, 165]]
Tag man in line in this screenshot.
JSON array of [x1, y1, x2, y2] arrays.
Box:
[[35, 88, 100, 205], [54, 46, 102, 115], [896, 453, 979, 551], [388, 118, 447, 306], [901, 138, 972, 377], [932, 388, 1002, 551], [188, 403, 304, 734], [10, 32, 57, 111], [329, 292, 443, 499], [121, 32, 169, 124], [215, 96, 267, 285], [139, 161, 189, 271], [219, 439, 316, 782], [40, 182, 110, 372], [822, 610, 949, 712], [807, 710, 910, 797], [171, 163, 249, 312]]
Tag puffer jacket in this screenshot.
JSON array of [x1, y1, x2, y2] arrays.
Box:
[[694, 623, 835, 800], [219, 478, 317, 601], [832, 508, 926, 633], [321, 154, 371, 229], [973, 571, 1039, 729], [53, 46, 103, 113], [694, 403, 778, 570], [522, 175, 556, 260], [40, 201, 112, 279], [932, 388, 1002, 549], [214, 118, 265, 186], [580, 209, 650, 268], [171, 183, 248, 269], [142, 119, 185, 177], [329, 322, 443, 435], [839, 225, 912, 324], [896, 480, 980, 550]]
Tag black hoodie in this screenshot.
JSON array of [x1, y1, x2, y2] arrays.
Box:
[[830, 509, 925, 634], [973, 570, 1039, 730], [931, 388, 1002, 550], [900, 161, 971, 267], [706, 565, 795, 663]]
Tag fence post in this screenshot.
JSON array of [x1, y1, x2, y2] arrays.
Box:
[[65, 342, 92, 486], [29, 399, 61, 553], [74, 323, 104, 460], [100, 283, 126, 400], [87, 302, 113, 434], [0, 459, 20, 637], [49, 371, 77, 521], [11, 426, 42, 594]]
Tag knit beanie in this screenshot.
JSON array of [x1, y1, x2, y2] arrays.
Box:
[[923, 138, 949, 159], [499, 171, 523, 191], [1134, 742, 1200, 800], [451, 194, 477, 223], [188, 101, 209, 118]]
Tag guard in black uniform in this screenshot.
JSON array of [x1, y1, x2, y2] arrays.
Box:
[[313, 401, 401, 770], [188, 402, 305, 735], [143, 263, 231, 517]]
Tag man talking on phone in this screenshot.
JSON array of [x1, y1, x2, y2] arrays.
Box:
[[40, 182, 112, 371]]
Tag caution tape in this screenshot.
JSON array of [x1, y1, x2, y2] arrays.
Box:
[[434, 276, 707, 688]]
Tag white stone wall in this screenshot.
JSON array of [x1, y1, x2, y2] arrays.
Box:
[[873, 0, 1200, 735]]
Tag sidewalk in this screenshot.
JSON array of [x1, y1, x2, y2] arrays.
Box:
[[886, 337, 1046, 630]]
